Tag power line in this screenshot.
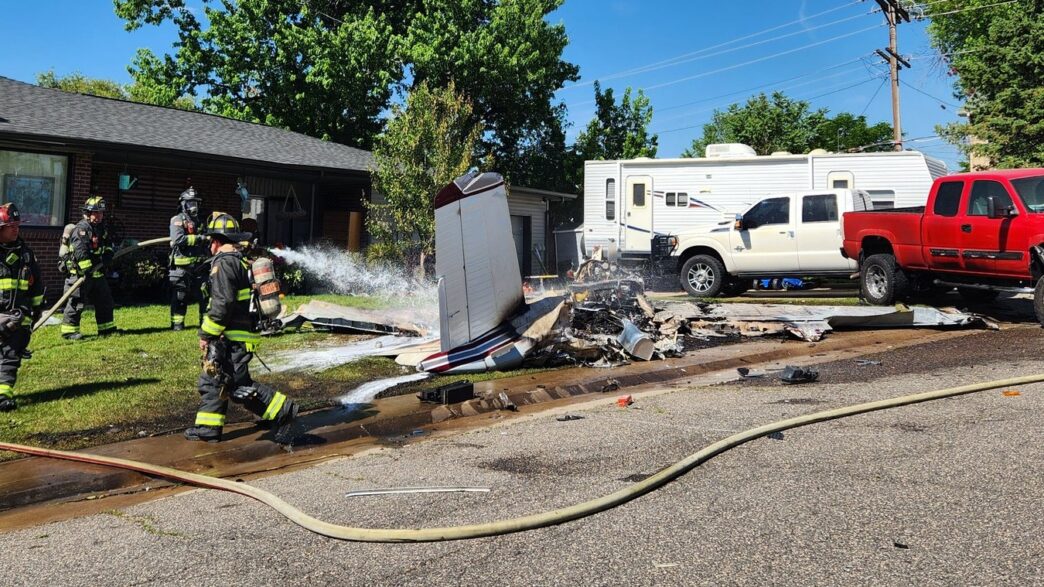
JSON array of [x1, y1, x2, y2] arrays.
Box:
[[859, 77, 889, 116], [918, 0, 1020, 19], [899, 79, 959, 107], [563, 0, 865, 90]]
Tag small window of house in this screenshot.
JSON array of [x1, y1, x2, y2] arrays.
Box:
[[801, 194, 838, 223], [933, 181, 963, 217], [666, 192, 676, 206], [0, 150, 69, 226], [605, 178, 616, 220], [677, 192, 688, 207]]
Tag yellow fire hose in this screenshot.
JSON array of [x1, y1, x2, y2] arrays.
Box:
[[0, 372, 1038, 542], [32, 237, 170, 332]]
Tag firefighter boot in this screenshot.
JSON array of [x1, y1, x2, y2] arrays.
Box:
[[273, 402, 300, 445], [0, 397, 15, 412], [184, 425, 222, 443]]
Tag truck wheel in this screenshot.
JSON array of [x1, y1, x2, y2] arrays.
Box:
[[681, 255, 726, 298], [957, 288, 999, 303], [1034, 278, 1044, 327], [860, 254, 909, 305]]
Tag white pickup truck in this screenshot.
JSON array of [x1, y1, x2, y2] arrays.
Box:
[[662, 189, 874, 297]]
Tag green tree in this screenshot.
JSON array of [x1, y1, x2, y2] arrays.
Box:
[[113, 0, 578, 182], [927, 0, 1044, 167], [682, 92, 828, 157], [36, 69, 197, 110], [366, 81, 483, 268], [814, 113, 894, 153]]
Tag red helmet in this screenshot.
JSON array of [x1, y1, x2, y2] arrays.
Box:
[[0, 203, 21, 227]]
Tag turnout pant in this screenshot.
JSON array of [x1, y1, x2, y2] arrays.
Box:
[[61, 276, 116, 335], [0, 328, 29, 401], [194, 339, 295, 431], [169, 269, 208, 327]]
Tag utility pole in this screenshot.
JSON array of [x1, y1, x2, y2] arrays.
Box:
[[874, 0, 911, 151]]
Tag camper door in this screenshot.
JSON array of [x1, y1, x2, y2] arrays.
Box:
[[624, 176, 653, 253]]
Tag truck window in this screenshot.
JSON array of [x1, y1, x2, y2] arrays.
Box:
[[1011, 175, 1044, 213], [968, 180, 1013, 216], [605, 178, 615, 220], [801, 194, 838, 223], [933, 181, 963, 217], [744, 197, 790, 228]]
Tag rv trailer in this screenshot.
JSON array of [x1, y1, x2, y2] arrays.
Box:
[[581, 144, 948, 259]]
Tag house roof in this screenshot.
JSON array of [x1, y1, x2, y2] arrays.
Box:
[[0, 76, 373, 173]]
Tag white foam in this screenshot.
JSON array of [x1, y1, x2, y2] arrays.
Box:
[[336, 372, 431, 407]]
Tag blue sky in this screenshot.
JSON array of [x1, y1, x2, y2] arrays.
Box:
[[0, 1, 964, 169]]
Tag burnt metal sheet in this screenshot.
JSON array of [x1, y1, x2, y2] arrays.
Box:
[[280, 300, 433, 336]]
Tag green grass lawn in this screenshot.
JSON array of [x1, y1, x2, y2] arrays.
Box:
[[0, 295, 412, 451]]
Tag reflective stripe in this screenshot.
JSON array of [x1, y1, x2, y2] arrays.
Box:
[[201, 316, 225, 335], [60, 324, 79, 334], [91, 271, 104, 278], [97, 321, 116, 332], [195, 412, 225, 427], [173, 256, 198, 266], [0, 383, 12, 398], [236, 288, 252, 301], [20, 315, 32, 326], [186, 235, 198, 246], [0, 278, 28, 290], [4, 252, 18, 265], [172, 314, 185, 324], [77, 259, 92, 270], [262, 392, 287, 421], [225, 330, 260, 344], [31, 295, 43, 306]]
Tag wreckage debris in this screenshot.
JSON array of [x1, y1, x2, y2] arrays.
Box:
[[417, 381, 476, 405], [780, 366, 820, 385]]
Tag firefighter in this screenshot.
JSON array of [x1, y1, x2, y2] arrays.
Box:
[[61, 196, 117, 340], [185, 212, 299, 443], [169, 187, 209, 330], [0, 203, 44, 411]]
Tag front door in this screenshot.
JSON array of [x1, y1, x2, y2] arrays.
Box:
[[729, 196, 799, 273], [624, 176, 653, 253]]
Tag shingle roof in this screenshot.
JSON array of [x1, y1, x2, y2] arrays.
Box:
[[0, 76, 373, 172]]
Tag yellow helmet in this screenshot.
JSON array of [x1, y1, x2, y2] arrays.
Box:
[[82, 196, 106, 213], [206, 211, 251, 243]]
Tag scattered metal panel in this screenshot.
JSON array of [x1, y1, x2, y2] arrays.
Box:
[[280, 300, 432, 336]]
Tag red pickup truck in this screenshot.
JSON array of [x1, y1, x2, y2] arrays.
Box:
[[841, 169, 1044, 322]]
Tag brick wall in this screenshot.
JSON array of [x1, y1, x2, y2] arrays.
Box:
[[21, 154, 241, 301]]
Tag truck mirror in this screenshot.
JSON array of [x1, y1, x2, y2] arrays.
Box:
[[986, 196, 1000, 219], [733, 214, 745, 231]]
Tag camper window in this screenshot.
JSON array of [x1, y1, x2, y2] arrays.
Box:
[[664, 192, 689, 207], [605, 178, 616, 220], [632, 183, 646, 207], [866, 189, 895, 210], [801, 194, 838, 223]]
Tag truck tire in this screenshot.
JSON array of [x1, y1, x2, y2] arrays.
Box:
[[1034, 278, 1044, 327], [957, 288, 999, 303], [860, 253, 909, 305], [681, 255, 726, 298]]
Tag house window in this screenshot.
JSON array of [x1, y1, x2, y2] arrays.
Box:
[[0, 150, 68, 226], [605, 178, 616, 220], [665, 192, 689, 207]]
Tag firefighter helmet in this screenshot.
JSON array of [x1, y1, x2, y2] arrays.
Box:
[[180, 187, 201, 217], [0, 203, 20, 227], [82, 196, 106, 213], [206, 211, 251, 243]]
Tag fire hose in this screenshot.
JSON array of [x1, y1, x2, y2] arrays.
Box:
[[0, 372, 1039, 542], [32, 237, 170, 332]]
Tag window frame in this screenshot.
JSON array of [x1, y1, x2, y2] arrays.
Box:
[[0, 148, 71, 227], [605, 178, 616, 221], [801, 194, 838, 223], [932, 181, 963, 217], [743, 196, 791, 229]]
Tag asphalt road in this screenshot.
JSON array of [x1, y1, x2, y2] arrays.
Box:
[[1, 337, 1042, 586]]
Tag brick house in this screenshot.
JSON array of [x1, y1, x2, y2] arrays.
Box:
[[0, 76, 372, 300]]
